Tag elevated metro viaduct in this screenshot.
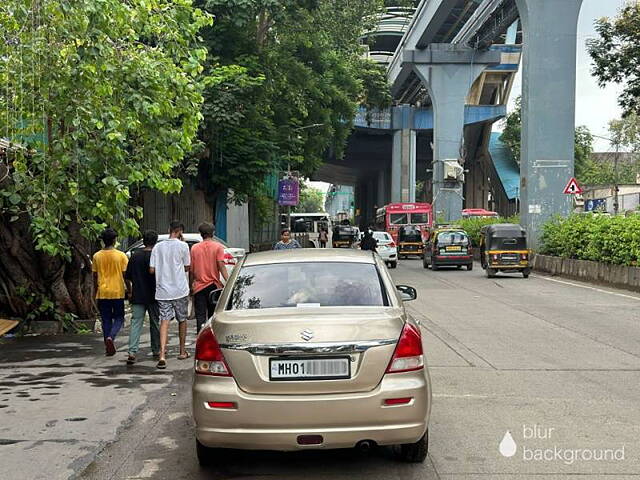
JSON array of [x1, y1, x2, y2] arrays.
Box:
[[320, 0, 583, 249]]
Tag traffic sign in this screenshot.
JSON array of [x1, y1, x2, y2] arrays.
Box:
[[563, 177, 583, 195]]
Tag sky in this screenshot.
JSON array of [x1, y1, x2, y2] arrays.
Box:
[[506, 0, 627, 152]]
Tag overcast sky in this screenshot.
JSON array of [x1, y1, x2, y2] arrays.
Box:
[[506, 0, 627, 152]]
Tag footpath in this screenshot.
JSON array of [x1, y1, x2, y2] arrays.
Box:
[[0, 321, 196, 480]]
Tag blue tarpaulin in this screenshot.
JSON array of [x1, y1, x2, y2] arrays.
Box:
[[489, 132, 520, 201]]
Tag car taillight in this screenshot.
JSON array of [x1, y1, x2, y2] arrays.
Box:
[[521, 253, 528, 260], [386, 323, 424, 374], [195, 327, 232, 377], [223, 252, 236, 265], [492, 254, 499, 261]]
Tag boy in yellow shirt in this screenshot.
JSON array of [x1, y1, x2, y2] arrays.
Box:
[[92, 228, 129, 356]]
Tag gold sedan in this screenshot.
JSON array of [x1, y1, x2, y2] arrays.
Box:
[[192, 249, 431, 464]]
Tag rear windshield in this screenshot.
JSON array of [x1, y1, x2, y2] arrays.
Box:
[[436, 231, 469, 245], [389, 213, 408, 225], [489, 237, 527, 250], [228, 262, 388, 310], [411, 213, 429, 224]]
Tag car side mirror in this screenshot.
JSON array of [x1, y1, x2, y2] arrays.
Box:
[[396, 285, 417, 302], [209, 288, 223, 306]]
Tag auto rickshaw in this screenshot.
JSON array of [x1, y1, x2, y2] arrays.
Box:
[[479, 224, 531, 278], [398, 225, 424, 258], [332, 225, 358, 248]]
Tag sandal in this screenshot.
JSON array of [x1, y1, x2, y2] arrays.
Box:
[[177, 352, 191, 360], [156, 359, 167, 369], [126, 355, 136, 365]]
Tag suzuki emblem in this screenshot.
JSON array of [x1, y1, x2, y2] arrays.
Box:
[[301, 329, 314, 341]]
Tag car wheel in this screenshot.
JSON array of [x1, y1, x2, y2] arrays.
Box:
[[467, 263, 473, 271], [431, 263, 438, 271], [196, 439, 220, 467], [486, 268, 496, 278], [396, 431, 428, 463], [522, 268, 531, 278], [390, 261, 397, 269]]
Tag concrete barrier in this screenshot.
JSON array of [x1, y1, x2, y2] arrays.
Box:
[[533, 254, 640, 292]]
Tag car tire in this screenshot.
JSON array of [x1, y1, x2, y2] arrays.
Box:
[[431, 263, 438, 271], [486, 268, 496, 278], [196, 439, 220, 467], [396, 431, 429, 463], [522, 268, 530, 278], [390, 261, 397, 269], [467, 263, 473, 271]]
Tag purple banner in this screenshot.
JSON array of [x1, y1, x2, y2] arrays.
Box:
[[278, 178, 299, 206]]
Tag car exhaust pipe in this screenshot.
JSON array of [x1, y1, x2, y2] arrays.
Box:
[[356, 440, 375, 453]]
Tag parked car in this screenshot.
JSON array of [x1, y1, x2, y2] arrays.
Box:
[[192, 249, 431, 464], [126, 233, 245, 276]]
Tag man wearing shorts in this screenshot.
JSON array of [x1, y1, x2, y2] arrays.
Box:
[[149, 221, 191, 369]]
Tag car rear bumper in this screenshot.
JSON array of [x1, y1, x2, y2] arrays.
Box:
[[193, 371, 431, 451], [434, 255, 472, 266]]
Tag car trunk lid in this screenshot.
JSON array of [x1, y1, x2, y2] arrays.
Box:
[[213, 307, 404, 394]]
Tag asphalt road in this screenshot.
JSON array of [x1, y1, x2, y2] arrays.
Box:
[[4, 259, 640, 479], [79, 260, 640, 480]]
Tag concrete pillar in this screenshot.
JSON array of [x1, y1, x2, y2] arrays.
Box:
[[392, 129, 417, 203], [377, 170, 387, 207], [411, 45, 499, 222], [515, 0, 582, 249]]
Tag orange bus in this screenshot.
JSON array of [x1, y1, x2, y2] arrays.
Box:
[[375, 203, 434, 244]]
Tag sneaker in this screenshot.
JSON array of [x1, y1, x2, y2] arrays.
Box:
[[105, 337, 116, 356]]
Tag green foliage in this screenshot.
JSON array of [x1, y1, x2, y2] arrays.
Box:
[[541, 214, 640, 266], [196, 0, 390, 204], [588, 4, 640, 117], [0, 0, 211, 258], [457, 216, 520, 247], [500, 98, 593, 180], [294, 183, 325, 213]]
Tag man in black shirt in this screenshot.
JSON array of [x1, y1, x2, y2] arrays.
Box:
[[125, 230, 160, 364]]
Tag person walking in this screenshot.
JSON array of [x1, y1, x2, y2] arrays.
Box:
[[149, 221, 191, 369], [274, 228, 301, 250], [360, 228, 378, 253], [92, 228, 129, 356], [319, 228, 328, 248], [124, 230, 161, 364], [190, 222, 229, 333]]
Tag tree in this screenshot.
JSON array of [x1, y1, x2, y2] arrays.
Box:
[[194, 0, 391, 208], [588, 4, 640, 117], [295, 184, 325, 213], [0, 0, 211, 322], [500, 97, 594, 182]]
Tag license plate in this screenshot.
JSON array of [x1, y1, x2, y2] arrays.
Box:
[[446, 246, 462, 252], [501, 254, 519, 263], [270, 357, 350, 381]]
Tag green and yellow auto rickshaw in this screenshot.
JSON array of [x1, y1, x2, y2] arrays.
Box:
[[479, 224, 531, 278]]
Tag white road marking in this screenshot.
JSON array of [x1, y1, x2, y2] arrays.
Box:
[[534, 274, 640, 302]]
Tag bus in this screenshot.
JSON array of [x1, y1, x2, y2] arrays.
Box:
[[375, 203, 433, 244], [461, 208, 499, 219], [289, 212, 333, 248]]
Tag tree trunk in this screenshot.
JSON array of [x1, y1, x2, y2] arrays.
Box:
[[0, 213, 95, 323]]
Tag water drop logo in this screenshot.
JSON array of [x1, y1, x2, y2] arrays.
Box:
[[499, 430, 517, 457]]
